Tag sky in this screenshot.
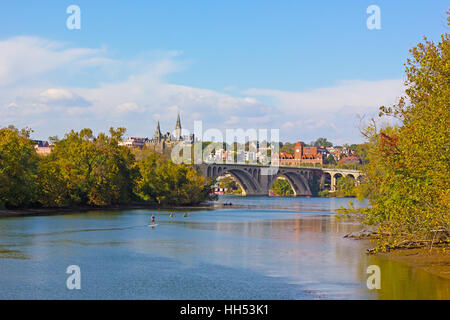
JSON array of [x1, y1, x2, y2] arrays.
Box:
[[0, 1, 448, 145]]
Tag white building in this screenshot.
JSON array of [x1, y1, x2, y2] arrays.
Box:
[[119, 137, 149, 149]]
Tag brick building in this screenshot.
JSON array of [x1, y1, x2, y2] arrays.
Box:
[[272, 142, 324, 166]]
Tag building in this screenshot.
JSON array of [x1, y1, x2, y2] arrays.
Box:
[[174, 113, 182, 141], [146, 113, 194, 153], [33, 140, 54, 156], [118, 137, 149, 149], [326, 147, 343, 161], [338, 154, 362, 165], [245, 151, 257, 162], [272, 141, 324, 166]]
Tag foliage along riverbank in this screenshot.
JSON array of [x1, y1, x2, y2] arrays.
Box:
[[0, 127, 217, 211], [340, 10, 450, 253]]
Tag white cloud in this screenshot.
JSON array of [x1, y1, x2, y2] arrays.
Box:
[[245, 79, 404, 116], [0, 36, 111, 86], [244, 79, 405, 143], [39, 88, 91, 107], [114, 102, 143, 115], [0, 36, 405, 144], [40, 88, 75, 101]]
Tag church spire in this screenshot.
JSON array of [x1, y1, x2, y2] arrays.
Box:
[[176, 112, 181, 129], [174, 112, 182, 140], [154, 121, 162, 142]]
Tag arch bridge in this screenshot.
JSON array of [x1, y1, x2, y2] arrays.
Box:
[[195, 163, 362, 196]]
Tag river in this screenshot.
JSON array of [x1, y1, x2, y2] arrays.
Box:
[[0, 196, 448, 299]]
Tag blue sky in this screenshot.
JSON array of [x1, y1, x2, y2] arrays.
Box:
[[0, 1, 448, 144]]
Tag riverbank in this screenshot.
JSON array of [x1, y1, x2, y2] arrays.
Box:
[[344, 229, 450, 280], [0, 202, 216, 219], [379, 247, 450, 280]]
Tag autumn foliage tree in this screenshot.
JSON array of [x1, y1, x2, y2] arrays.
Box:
[[0, 126, 38, 208], [270, 178, 294, 196], [38, 128, 137, 207], [0, 126, 215, 209], [134, 150, 216, 205], [356, 10, 450, 250]]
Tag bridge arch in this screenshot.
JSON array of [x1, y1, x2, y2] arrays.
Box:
[[270, 171, 312, 196], [321, 172, 332, 190], [198, 164, 361, 196], [208, 165, 259, 196], [268, 174, 298, 196], [226, 169, 259, 196]]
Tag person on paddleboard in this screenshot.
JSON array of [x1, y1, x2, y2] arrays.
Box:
[[151, 215, 155, 224]]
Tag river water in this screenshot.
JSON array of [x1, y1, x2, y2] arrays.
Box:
[[0, 196, 448, 300]]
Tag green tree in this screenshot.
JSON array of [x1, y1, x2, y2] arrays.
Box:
[[38, 128, 136, 207], [280, 142, 295, 155], [271, 178, 294, 196], [0, 126, 38, 208], [218, 176, 241, 194], [314, 138, 333, 148], [335, 176, 356, 197], [326, 154, 336, 165], [355, 11, 450, 249], [135, 150, 216, 205], [354, 143, 369, 164]]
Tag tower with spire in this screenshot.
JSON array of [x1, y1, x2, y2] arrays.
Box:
[[153, 121, 162, 142], [174, 112, 182, 141]]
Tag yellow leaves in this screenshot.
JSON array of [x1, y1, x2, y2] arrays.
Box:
[[356, 14, 450, 250], [134, 150, 213, 206], [0, 126, 39, 208]]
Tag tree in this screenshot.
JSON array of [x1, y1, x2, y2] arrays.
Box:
[[335, 176, 356, 197], [280, 142, 295, 155], [271, 178, 294, 196], [1, 125, 217, 209], [354, 143, 369, 164], [38, 128, 137, 207], [219, 176, 241, 194], [326, 154, 336, 165], [356, 11, 450, 250], [313, 138, 333, 148], [0, 126, 38, 208], [135, 150, 216, 205]]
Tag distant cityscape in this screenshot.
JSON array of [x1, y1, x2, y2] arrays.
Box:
[[32, 113, 362, 166]]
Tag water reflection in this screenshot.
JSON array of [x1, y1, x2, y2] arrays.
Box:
[[215, 195, 366, 213], [366, 255, 450, 300], [0, 196, 448, 299]]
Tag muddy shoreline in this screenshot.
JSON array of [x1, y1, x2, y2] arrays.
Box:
[[377, 247, 450, 280]]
